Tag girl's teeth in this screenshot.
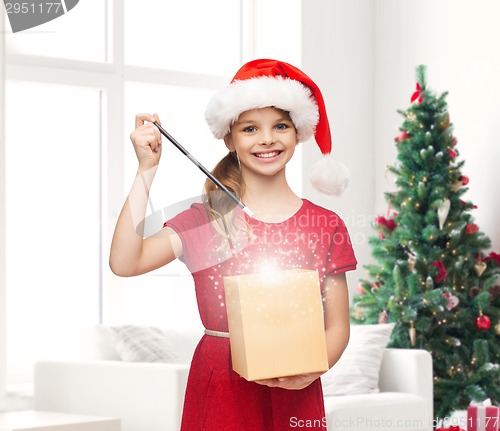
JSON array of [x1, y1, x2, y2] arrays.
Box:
[[255, 151, 279, 158]]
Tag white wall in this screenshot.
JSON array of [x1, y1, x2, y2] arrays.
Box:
[[302, 0, 500, 299], [301, 0, 375, 295]]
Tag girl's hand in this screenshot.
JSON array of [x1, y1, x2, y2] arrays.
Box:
[[254, 371, 323, 391], [130, 113, 162, 170]]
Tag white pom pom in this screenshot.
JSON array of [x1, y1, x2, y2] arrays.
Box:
[[309, 156, 350, 196]]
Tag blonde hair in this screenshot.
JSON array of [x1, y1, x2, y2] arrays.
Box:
[[204, 151, 242, 211], [202, 151, 248, 248]]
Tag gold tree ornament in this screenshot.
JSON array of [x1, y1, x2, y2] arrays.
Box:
[[409, 321, 417, 346], [378, 310, 389, 324], [474, 261, 487, 277], [408, 256, 417, 272], [439, 113, 450, 131]]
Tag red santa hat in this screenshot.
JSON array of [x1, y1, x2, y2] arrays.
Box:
[[204, 58, 350, 196]]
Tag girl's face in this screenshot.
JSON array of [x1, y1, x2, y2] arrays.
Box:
[[224, 107, 299, 178]]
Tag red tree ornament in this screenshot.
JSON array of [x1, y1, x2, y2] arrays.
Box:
[[460, 175, 469, 185], [433, 261, 447, 283], [356, 284, 366, 295], [411, 83, 423, 103], [460, 200, 478, 209], [376, 216, 397, 231], [466, 224, 479, 235], [448, 148, 457, 159], [395, 130, 410, 143], [375, 216, 397, 239], [475, 313, 491, 330], [485, 251, 500, 267]]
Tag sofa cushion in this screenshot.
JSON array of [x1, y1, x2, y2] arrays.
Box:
[[111, 325, 178, 363], [82, 325, 203, 364], [321, 323, 394, 396], [81, 325, 121, 360], [323, 392, 429, 431]]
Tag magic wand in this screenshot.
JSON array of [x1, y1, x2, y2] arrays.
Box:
[[154, 122, 253, 218]]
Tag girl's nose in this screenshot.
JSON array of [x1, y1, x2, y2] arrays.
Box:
[[261, 129, 276, 145]]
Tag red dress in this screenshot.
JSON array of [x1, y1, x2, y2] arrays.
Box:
[[165, 199, 357, 430]]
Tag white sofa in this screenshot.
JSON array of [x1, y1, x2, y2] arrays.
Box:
[[34, 326, 433, 431]]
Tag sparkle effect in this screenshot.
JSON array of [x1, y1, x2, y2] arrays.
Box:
[[177, 201, 357, 332]]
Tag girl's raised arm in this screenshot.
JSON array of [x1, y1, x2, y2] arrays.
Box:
[[109, 113, 182, 277]]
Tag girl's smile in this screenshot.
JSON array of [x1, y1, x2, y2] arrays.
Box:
[[252, 149, 283, 161]]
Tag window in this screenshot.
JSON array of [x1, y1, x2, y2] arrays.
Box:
[[0, 0, 301, 400], [5, 82, 102, 388], [4, 0, 110, 62], [124, 0, 241, 75]]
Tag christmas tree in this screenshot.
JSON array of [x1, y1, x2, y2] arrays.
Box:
[[350, 65, 500, 418]]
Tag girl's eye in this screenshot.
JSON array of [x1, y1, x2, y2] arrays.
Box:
[[243, 126, 257, 133], [275, 123, 288, 130]]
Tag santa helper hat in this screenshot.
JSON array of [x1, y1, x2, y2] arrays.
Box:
[[204, 58, 350, 196]]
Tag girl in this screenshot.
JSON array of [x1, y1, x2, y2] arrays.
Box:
[[110, 59, 357, 430]]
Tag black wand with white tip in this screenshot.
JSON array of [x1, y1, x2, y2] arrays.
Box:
[[154, 122, 254, 218]]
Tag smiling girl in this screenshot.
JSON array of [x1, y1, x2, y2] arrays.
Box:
[[110, 59, 357, 430]]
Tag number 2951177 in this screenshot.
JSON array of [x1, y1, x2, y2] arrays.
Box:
[[5, 2, 63, 14]]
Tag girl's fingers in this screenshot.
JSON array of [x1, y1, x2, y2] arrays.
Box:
[[254, 372, 322, 390], [133, 113, 162, 146], [254, 379, 279, 387], [130, 126, 159, 146], [152, 113, 162, 145], [130, 113, 162, 165], [135, 113, 156, 129]]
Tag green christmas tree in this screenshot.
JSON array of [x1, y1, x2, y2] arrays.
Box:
[[350, 65, 500, 418]]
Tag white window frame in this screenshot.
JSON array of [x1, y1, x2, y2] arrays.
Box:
[[1, 2, 7, 402]]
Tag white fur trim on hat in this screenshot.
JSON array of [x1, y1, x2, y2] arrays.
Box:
[[309, 156, 351, 196], [205, 76, 319, 142]]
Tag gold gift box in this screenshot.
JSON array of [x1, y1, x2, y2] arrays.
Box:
[[223, 269, 329, 381]]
